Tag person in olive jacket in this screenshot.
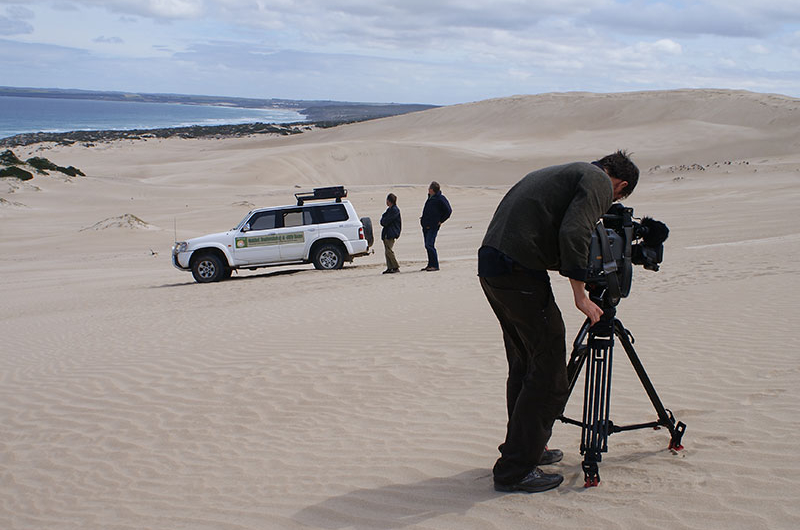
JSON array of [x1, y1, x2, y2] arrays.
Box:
[[479, 150, 639, 494], [380, 193, 402, 274], [419, 181, 452, 271]]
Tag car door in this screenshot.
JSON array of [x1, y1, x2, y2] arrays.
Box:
[[233, 209, 282, 264], [277, 208, 314, 261]]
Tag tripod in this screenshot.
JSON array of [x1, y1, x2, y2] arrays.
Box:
[[558, 294, 686, 487]]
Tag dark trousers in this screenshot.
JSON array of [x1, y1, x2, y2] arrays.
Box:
[[423, 227, 439, 268], [480, 273, 570, 485]]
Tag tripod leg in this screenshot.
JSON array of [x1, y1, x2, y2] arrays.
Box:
[[558, 320, 590, 430], [582, 457, 600, 487], [580, 324, 614, 487], [614, 320, 686, 450], [566, 319, 591, 395]]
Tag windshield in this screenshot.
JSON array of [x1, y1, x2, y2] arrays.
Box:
[[234, 211, 253, 231]]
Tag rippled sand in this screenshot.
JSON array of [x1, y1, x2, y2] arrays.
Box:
[[2, 89, 799, 529]]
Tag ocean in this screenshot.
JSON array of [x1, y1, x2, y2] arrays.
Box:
[[0, 96, 307, 139]]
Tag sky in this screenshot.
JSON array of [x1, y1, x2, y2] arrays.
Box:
[[1, 0, 799, 105]]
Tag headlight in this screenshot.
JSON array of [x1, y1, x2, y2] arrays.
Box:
[[173, 241, 188, 253]]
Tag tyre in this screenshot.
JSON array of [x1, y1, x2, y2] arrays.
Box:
[[360, 217, 374, 248], [312, 243, 344, 270], [191, 253, 225, 283]]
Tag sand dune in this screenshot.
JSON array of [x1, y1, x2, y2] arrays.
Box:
[[80, 214, 160, 231], [1, 89, 799, 530]]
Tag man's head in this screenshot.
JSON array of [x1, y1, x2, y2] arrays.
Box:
[[428, 181, 440, 196], [386, 193, 397, 206], [595, 150, 639, 200]]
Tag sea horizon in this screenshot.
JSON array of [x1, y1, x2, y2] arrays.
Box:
[[0, 95, 307, 140]]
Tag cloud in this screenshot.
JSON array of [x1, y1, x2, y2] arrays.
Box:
[[0, 16, 32, 35], [1, 1, 799, 103], [6, 5, 34, 19], [69, 0, 206, 20], [600, 1, 800, 39], [1, 3, 33, 35], [209, 1, 800, 45], [15, 1, 800, 50], [650, 39, 683, 55], [93, 35, 124, 44]]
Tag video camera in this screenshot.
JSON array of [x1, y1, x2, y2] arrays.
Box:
[[585, 203, 669, 306]]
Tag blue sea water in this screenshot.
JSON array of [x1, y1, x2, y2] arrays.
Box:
[[0, 96, 307, 139]]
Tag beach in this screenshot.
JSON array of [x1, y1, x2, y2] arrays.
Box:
[[1, 89, 799, 529]]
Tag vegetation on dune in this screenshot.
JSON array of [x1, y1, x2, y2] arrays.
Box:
[[26, 156, 85, 176], [0, 149, 84, 180], [0, 149, 24, 165], [0, 165, 33, 181]]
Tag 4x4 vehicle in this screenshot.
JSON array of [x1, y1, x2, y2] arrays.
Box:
[[172, 186, 374, 283]]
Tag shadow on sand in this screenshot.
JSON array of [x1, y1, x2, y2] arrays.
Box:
[[292, 468, 499, 530], [153, 268, 307, 288]]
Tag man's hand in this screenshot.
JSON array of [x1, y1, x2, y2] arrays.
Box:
[[569, 278, 603, 325]]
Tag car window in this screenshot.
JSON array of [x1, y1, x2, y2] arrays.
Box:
[[283, 209, 305, 228], [248, 211, 278, 231], [312, 204, 348, 224]]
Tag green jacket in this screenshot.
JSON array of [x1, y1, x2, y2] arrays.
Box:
[[481, 162, 613, 281]]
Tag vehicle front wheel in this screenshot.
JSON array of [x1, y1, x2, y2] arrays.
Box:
[[191, 253, 225, 283], [312, 244, 344, 270]]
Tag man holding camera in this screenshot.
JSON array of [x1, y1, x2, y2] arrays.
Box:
[[479, 150, 639, 493]]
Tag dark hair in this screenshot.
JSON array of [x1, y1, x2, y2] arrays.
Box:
[[595, 150, 639, 198], [386, 193, 397, 205], [429, 181, 441, 193]]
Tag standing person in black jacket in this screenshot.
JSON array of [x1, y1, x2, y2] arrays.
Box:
[[479, 151, 639, 494], [380, 193, 402, 274], [419, 181, 452, 271]]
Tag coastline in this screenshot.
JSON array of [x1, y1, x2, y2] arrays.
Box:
[[0, 106, 436, 148], [0, 88, 439, 147], [0, 122, 311, 148]]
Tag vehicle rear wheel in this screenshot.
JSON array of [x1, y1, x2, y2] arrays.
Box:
[[313, 244, 344, 270], [191, 253, 225, 283]]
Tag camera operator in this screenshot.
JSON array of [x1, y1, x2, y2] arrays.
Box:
[[479, 150, 639, 493]]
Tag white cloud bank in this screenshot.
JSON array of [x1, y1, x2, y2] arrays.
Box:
[[0, 0, 798, 103]]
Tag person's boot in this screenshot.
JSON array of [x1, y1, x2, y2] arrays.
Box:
[[494, 468, 563, 493], [539, 447, 563, 465]]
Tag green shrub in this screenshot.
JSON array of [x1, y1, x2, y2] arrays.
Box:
[[0, 166, 34, 181], [26, 157, 60, 172], [1, 149, 24, 166]]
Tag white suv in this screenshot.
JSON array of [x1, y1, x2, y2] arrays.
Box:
[[172, 187, 374, 283]]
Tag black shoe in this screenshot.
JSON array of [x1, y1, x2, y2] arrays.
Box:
[[425, 266, 439, 272], [382, 269, 396, 274], [540, 448, 563, 465], [494, 468, 563, 493]]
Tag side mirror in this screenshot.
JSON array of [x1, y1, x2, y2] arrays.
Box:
[[242, 223, 251, 233]]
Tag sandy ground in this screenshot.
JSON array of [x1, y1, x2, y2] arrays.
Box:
[[1, 89, 800, 529]]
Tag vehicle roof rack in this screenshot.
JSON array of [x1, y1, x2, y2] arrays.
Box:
[[295, 186, 347, 205]]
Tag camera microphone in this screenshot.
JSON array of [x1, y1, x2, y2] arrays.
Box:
[[639, 217, 669, 247]]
